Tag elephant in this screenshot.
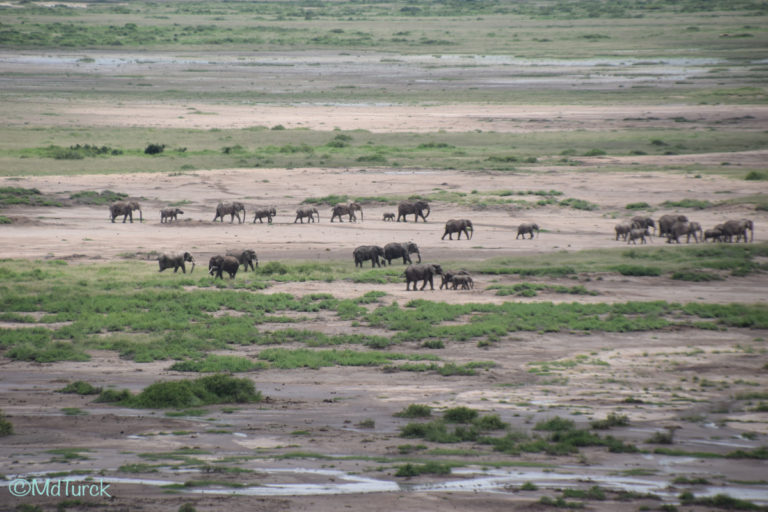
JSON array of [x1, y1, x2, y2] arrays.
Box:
[[614, 222, 632, 241], [208, 255, 239, 279], [353, 245, 386, 268], [252, 206, 276, 224], [397, 199, 430, 222], [666, 220, 699, 244], [688, 221, 704, 242], [213, 202, 245, 224], [631, 216, 655, 235], [384, 241, 421, 265], [109, 201, 142, 223], [331, 202, 363, 223], [226, 249, 258, 271], [627, 228, 648, 245], [382, 212, 395, 222], [451, 274, 474, 290], [405, 263, 443, 291], [721, 218, 754, 243], [658, 214, 688, 238], [440, 269, 470, 290], [517, 222, 540, 240], [704, 228, 724, 243], [158, 251, 195, 273], [160, 208, 183, 223], [294, 206, 320, 223], [442, 219, 474, 240]]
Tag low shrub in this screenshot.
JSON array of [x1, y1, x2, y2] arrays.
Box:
[[59, 381, 102, 395], [0, 410, 13, 437], [394, 404, 432, 418], [443, 406, 478, 423], [395, 462, 451, 477]]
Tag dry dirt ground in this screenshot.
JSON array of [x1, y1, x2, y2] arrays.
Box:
[[1, 101, 768, 511]]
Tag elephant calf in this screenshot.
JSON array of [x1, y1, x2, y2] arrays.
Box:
[[253, 206, 276, 224], [440, 269, 469, 290], [627, 228, 648, 245], [382, 212, 395, 222], [405, 263, 443, 291], [704, 228, 723, 243], [158, 252, 195, 274], [209, 255, 239, 279], [517, 222, 539, 240], [160, 208, 183, 223], [451, 274, 474, 290], [614, 222, 632, 241]]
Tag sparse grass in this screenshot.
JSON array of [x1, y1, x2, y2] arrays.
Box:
[[0, 410, 13, 437]]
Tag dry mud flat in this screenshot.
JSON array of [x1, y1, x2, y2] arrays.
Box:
[[1, 163, 768, 512]]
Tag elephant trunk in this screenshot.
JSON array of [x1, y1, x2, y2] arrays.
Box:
[[416, 250, 422, 263], [189, 261, 195, 274], [138, 209, 143, 223], [424, 204, 430, 219]]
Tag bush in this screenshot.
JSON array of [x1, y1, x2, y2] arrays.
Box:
[[535, 416, 575, 431], [443, 406, 479, 423], [394, 404, 432, 418], [626, 202, 651, 210], [0, 410, 13, 437], [745, 171, 768, 181], [144, 143, 166, 155], [590, 412, 629, 430], [59, 381, 102, 395], [395, 462, 451, 477]]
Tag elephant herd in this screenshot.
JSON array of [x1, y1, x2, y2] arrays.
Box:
[[615, 215, 755, 245], [157, 248, 258, 280]]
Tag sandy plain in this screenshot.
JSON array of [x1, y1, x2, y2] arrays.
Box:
[[1, 52, 767, 512]]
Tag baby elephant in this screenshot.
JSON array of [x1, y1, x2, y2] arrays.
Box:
[[382, 212, 395, 222], [440, 269, 469, 290], [208, 255, 239, 279], [160, 208, 184, 223], [627, 228, 648, 245], [451, 274, 474, 290]]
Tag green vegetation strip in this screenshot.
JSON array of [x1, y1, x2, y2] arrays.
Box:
[[0, 256, 766, 365], [1, 126, 768, 176]]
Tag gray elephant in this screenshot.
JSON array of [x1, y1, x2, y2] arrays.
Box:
[[614, 222, 632, 241], [226, 249, 258, 271], [405, 263, 443, 291], [109, 201, 142, 223], [517, 222, 540, 240], [451, 274, 474, 290], [631, 216, 655, 235], [331, 202, 363, 223], [294, 206, 320, 223], [382, 212, 395, 222], [440, 269, 469, 290], [353, 245, 386, 268], [658, 214, 688, 238], [213, 202, 245, 223], [158, 251, 195, 273], [442, 219, 473, 240], [209, 255, 239, 279], [252, 206, 276, 224], [688, 221, 704, 241], [397, 199, 430, 222], [667, 220, 699, 244], [627, 228, 648, 245], [721, 218, 754, 243], [704, 227, 724, 242], [384, 241, 421, 265], [160, 208, 183, 223]]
